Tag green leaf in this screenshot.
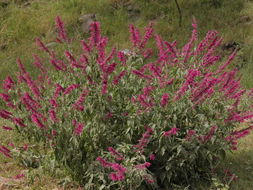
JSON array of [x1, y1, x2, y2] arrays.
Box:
[[161, 147, 166, 156], [99, 185, 105, 190]]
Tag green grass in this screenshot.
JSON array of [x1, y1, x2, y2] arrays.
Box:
[[224, 125, 253, 190], [0, 0, 253, 86]]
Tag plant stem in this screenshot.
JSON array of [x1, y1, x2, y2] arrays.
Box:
[[174, 0, 182, 27]]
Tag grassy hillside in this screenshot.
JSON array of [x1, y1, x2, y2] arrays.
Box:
[[0, 0, 253, 86]]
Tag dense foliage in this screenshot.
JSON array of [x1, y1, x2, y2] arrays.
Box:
[[0, 17, 253, 189]]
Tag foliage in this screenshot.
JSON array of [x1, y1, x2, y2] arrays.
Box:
[[0, 17, 253, 189]]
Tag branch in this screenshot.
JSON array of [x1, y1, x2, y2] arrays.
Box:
[[174, 0, 182, 27]]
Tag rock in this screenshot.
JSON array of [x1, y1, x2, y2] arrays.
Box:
[[221, 41, 240, 51], [0, 0, 9, 8], [0, 44, 7, 51], [238, 16, 251, 24], [127, 9, 141, 21], [78, 14, 96, 34], [127, 4, 141, 21], [23, 1, 31, 7]]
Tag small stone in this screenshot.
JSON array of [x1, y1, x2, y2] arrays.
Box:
[[238, 16, 251, 24], [23, 2, 31, 7], [128, 10, 141, 21], [0, 44, 7, 51], [0, 0, 9, 8], [78, 14, 96, 34], [221, 41, 240, 51], [127, 4, 141, 21]]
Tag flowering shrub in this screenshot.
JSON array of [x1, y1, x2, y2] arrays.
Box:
[[1, 17, 253, 189]]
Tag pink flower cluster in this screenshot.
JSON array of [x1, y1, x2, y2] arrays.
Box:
[[49, 109, 58, 123], [226, 126, 253, 150], [72, 120, 85, 136], [0, 145, 12, 158], [23, 72, 41, 99], [2, 126, 13, 131], [55, 16, 69, 43], [12, 117, 26, 128], [32, 54, 46, 73], [108, 147, 124, 161], [163, 127, 180, 137], [0, 110, 13, 119], [191, 74, 218, 105], [132, 69, 152, 80], [134, 127, 153, 153], [223, 169, 238, 181], [198, 126, 218, 143], [0, 93, 14, 108], [2, 76, 15, 91], [129, 22, 154, 49], [226, 111, 253, 123], [21, 92, 41, 113], [72, 89, 89, 111], [96, 157, 127, 181], [31, 113, 45, 129], [50, 53, 67, 71], [64, 84, 80, 95], [185, 130, 196, 141], [13, 173, 25, 180], [135, 162, 151, 170], [113, 70, 127, 85], [160, 93, 169, 107], [35, 38, 51, 55], [89, 22, 101, 48], [174, 69, 201, 101], [129, 24, 141, 47]]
